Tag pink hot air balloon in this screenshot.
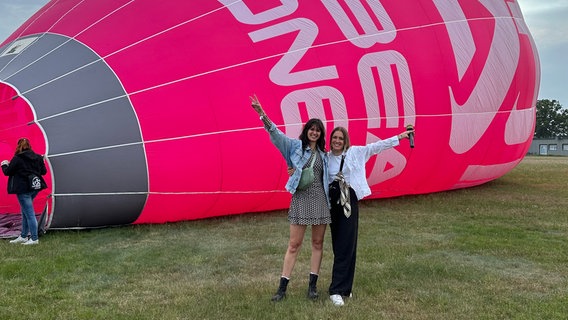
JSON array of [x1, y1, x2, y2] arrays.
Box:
[[0, 0, 539, 229]]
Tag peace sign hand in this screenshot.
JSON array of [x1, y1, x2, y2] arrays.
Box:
[[250, 94, 264, 116]]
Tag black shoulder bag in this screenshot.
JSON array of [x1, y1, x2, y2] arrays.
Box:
[[329, 155, 345, 205]]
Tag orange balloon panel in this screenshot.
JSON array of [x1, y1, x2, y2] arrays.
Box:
[[0, 0, 538, 228]]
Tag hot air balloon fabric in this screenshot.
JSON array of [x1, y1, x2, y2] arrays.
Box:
[[0, 0, 539, 229]]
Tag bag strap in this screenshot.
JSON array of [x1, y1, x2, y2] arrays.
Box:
[[339, 155, 345, 172], [307, 151, 316, 168]]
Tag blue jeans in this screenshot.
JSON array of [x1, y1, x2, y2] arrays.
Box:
[[16, 191, 39, 241]]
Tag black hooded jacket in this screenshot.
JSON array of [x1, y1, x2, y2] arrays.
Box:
[[2, 149, 47, 194]]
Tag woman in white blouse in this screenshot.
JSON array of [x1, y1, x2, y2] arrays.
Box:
[[327, 126, 413, 306]]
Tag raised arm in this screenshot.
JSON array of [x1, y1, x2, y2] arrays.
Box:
[[250, 94, 295, 167], [250, 94, 273, 129], [360, 127, 416, 160]]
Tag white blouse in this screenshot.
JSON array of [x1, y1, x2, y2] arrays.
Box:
[[328, 136, 399, 200]]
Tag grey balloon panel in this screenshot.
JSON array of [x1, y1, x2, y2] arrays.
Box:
[[0, 34, 124, 118], [0, 35, 70, 80], [2, 38, 99, 90], [21, 60, 125, 118], [40, 96, 142, 154], [49, 194, 147, 228], [50, 144, 148, 193], [0, 33, 149, 227]]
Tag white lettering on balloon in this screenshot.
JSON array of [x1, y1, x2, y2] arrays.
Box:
[[222, 0, 412, 185], [280, 86, 349, 137], [249, 18, 339, 86], [222, 0, 534, 190], [504, 1, 539, 146], [218, 0, 298, 25], [321, 0, 396, 47], [358, 50, 414, 182], [433, 0, 520, 154], [433, 0, 530, 187], [358, 50, 415, 130]]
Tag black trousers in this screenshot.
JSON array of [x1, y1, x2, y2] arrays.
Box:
[[328, 187, 358, 296]]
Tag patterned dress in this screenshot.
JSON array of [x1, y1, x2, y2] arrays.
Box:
[[288, 151, 331, 225]]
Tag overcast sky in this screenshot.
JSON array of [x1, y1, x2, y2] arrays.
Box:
[[0, 0, 566, 106]]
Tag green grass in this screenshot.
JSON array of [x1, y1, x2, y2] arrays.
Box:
[[1, 155, 567, 319]]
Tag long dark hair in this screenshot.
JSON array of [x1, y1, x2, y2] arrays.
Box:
[[299, 118, 326, 152]]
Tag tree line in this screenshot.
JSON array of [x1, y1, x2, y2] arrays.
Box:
[[535, 99, 567, 139]]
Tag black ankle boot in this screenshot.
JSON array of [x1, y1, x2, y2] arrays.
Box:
[[271, 277, 289, 302], [307, 273, 319, 300]]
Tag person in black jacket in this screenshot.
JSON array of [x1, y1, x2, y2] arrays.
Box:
[[1, 138, 47, 245]]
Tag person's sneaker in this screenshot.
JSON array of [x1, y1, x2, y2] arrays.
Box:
[[330, 294, 344, 306], [9, 236, 28, 244], [22, 239, 39, 245]]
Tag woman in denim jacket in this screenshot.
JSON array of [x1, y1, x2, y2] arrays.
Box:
[[251, 95, 330, 302]]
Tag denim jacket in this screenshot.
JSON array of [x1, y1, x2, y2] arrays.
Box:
[[265, 122, 330, 207]]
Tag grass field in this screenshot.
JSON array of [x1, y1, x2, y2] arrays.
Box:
[[1, 156, 567, 319]]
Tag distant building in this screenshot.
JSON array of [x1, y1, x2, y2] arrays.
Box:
[[528, 137, 568, 156]]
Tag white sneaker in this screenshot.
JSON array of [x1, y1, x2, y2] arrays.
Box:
[[330, 294, 344, 306], [22, 239, 39, 245], [9, 236, 28, 244]]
